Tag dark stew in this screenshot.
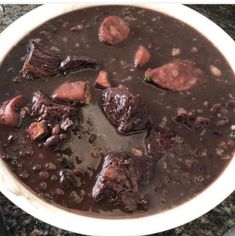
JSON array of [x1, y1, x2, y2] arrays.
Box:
[[0, 6, 234, 217]]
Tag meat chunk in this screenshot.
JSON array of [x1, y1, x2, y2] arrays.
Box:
[[144, 59, 203, 91], [92, 153, 153, 210], [59, 56, 97, 75], [145, 127, 184, 159], [22, 40, 60, 79], [0, 95, 23, 127], [31, 91, 78, 123], [27, 121, 48, 140], [52, 81, 91, 104], [95, 71, 111, 89], [99, 16, 130, 45], [30, 91, 78, 148], [174, 107, 210, 129], [102, 86, 149, 134], [134, 45, 151, 68]]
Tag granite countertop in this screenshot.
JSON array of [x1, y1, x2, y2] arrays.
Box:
[[0, 4, 234, 236]]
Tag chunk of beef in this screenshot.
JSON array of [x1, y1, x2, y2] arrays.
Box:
[[99, 16, 130, 45], [30, 91, 79, 147], [145, 127, 184, 159], [134, 45, 151, 68], [22, 40, 61, 79], [0, 95, 23, 127], [95, 71, 111, 89], [31, 91, 78, 123], [174, 107, 210, 129], [102, 86, 149, 134], [144, 59, 203, 91], [27, 121, 48, 140], [92, 153, 153, 211], [52, 81, 91, 104], [59, 56, 97, 75]]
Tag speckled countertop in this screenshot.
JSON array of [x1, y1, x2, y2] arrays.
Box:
[[0, 4, 234, 236]]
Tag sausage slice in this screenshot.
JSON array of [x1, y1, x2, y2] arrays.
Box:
[[99, 16, 130, 45], [145, 59, 204, 91]]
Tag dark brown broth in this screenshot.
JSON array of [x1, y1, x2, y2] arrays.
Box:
[[0, 6, 234, 217]]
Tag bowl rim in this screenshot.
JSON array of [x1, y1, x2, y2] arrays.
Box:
[[0, 3, 235, 236]]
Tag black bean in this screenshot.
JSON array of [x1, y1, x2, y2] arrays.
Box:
[[55, 188, 64, 196], [137, 199, 149, 211], [80, 189, 86, 197], [70, 191, 82, 204], [59, 133, 68, 140], [216, 116, 229, 127], [17, 163, 23, 169], [52, 124, 60, 135], [19, 171, 29, 179], [227, 139, 235, 148], [44, 135, 61, 147], [88, 134, 96, 144], [1, 154, 10, 160], [210, 103, 221, 114], [40, 182, 48, 190], [7, 133, 17, 143], [73, 166, 86, 177], [50, 175, 58, 181], [26, 149, 34, 156], [45, 162, 57, 170], [32, 164, 42, 171], [58, 157, 73, 169], [39, 171, 49, 180]]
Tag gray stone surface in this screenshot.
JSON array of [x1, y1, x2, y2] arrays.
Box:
[[0, 4, 234, 236]]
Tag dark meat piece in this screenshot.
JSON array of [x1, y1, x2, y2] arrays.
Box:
[[95, 71, 111, 89], [52, 81, 91, 104], [0, 95, 23, 127], [102, 86, 149, 134], [145, 127, 184, 159], [22, 40, 60, 79], [31, 91, 78, 123], [134, 45, 151, 68], [27, 121, 48, 140], [59, 56, 97, 75], [144, 59, 203, 91], [174, 107, 210, 129], [99, 16, 130, 45], [92, 153, 153, 211]]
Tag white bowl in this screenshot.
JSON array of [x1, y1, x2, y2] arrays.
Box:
[[0, 4, 235, 236]]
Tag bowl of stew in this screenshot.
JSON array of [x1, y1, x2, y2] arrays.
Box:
[[0, 3, 234, 236]]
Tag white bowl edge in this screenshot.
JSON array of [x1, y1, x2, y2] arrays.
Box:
[[0, 4, 234, 236]]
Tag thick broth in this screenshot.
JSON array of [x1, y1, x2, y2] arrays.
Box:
[[0, 6, 234, 217]]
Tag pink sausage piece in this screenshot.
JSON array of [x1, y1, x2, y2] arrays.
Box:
[[134, 45, 151, 68], [95, 71, 111, 89], [99, 16, 130, 45], [52, 81, 91, 104], [145, 59, 204, 91], [0, 95, 23, 127]]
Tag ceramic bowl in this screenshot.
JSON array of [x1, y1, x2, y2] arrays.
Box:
[[0, 4, 234, 236]]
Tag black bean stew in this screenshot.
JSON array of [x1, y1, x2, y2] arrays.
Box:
[[0, 6, 234, 217]]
